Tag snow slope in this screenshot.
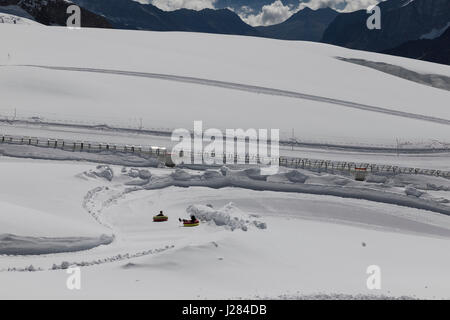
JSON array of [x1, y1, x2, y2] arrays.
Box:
[[0, 24, 450, 146], [1, 160, 450, 298], [0, 157, 113, 255], [1, 23, 450, 300], [0, 13, 39, 25]]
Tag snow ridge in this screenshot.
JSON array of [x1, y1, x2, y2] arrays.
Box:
[[143, 167, 450, 217]]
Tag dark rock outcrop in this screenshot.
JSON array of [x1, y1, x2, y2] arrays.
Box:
[[322, 0, 450, 53], [0, 0, 112, 28]]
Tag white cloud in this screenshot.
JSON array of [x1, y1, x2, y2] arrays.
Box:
[[241, 0, 300, 26], [239, 5, 255, 15], [136, 0, 387, 26], [238, 0, 386, 27], [341, 0, 386, 12], [299, 0, 386, 12], [149, 0, 217, 11], [298, 0, 345, 10]]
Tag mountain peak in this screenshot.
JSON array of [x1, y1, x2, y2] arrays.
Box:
[[256, 6, 339, 41], [322, 0, 450, 52], [289, 6, 337, 20], [70, 0, 260, 36]]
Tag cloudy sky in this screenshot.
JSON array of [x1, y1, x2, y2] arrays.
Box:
[[135, 0, 385, 26], [241, 0, 385, 26]]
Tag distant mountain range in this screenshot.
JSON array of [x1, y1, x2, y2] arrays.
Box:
[[321, 0, 450, 52], [257, 7, 338, 41], [1, 0, 448, 66], [70, 0, 260, 36], [71, 0, 339, 41], [384, 26, 450, 65]]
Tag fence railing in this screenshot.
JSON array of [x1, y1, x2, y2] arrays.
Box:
[[1, 134, 449, 178], [0, 134, 169, 162], [278, 156, 450, 178]]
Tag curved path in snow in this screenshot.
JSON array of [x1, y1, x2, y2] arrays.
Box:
[[16, 64, 450, 126]]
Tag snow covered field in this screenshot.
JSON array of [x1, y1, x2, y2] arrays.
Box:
[[1, 158, 450, 299], [1, 24, 450, 146], [1, 20, 450, 300]]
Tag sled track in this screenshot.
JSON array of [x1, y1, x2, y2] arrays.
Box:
[[15, 64, 450, 126]]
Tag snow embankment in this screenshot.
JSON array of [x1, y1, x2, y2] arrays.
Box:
[[141, 167, 450, 216], [0, 201, 113, 255], [83, 165, 114, 181], [0, 234, 113, 256], [186, 202, 267, 231]]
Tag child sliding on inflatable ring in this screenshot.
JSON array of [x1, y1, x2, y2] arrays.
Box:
[[179, 215, 199, 227], [153, 210, 168, 222]]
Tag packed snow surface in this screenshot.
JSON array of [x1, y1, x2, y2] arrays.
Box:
[[0, 24, 450, 147], [1, 22, 450, 299], [1, 158, 450, 299]]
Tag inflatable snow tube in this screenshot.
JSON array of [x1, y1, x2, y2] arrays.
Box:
[[153, 215, 168, 222], [183, 220, 199, 227]]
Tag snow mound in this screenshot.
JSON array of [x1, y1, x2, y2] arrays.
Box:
[[391, 174, 450, 191], [127, 168, 152, 180], [0, 233, 113, 256], [365, 174, 389, 183], [186, 202, 267, 231], [171, 168, 200, 181], [84, 165, 114, 181], [405, 187, 425, 198], [285, 170, 308, 183], [203, 169, 223, 180]]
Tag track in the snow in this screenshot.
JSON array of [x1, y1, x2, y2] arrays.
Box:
[[16, 64, 450, 127]]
